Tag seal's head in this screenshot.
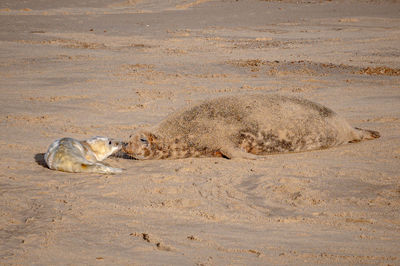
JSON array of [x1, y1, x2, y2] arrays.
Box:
[[123, 131, 157, 160], [85, 136, 122, 161]]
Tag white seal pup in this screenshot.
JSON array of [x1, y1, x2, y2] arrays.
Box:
[[123, 94, 380, 160], [45, 136, 123, 173]]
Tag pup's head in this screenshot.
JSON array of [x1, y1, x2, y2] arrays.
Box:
[[122, 131, 157, 160], [85, 136, 122, 161]]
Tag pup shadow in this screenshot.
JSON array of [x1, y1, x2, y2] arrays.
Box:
[[112, 150, 138, 160], [34, 153, 48, 168]]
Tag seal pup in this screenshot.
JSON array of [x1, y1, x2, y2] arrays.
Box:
[[45, 136, 123, 173], [123, 94, 380, 160]]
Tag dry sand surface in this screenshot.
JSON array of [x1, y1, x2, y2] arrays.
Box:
[[1, 0, 400, 264]]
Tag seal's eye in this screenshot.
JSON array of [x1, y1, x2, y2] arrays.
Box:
[[109, 140, 112, 145], [139, 138, 149, 146]]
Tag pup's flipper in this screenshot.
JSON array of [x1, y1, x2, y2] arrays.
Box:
[[82, 162, 123, 174]]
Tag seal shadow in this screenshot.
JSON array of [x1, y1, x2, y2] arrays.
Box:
[[34, 153, 48, 168], [112, 150, 138, 160]]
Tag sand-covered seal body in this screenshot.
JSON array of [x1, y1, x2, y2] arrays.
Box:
[[123, 94, 379, 160], [45, 136, 123, 173]]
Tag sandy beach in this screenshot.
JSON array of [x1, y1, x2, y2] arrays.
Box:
[[1, 0, 399, 264]]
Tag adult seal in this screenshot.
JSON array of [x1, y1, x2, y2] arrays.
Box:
[[123, 94, 380, 160]]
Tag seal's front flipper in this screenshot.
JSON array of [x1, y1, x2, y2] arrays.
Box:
[[219, 146, 259, 160]]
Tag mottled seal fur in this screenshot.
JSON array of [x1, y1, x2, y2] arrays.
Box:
[[45, 136, 123, 173], [123, 94, 380, 160]]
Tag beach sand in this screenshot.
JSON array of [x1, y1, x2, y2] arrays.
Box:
[[0, 0, 399, 264]]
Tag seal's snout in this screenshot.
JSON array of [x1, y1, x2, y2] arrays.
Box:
[[112, 140, 123, 150], [121, 141, 129, 152]]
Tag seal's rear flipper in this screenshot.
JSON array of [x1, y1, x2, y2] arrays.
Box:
[[83, 163, 123, 174], [354, 127, 380, 141]]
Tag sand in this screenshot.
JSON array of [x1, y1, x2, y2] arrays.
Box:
[[0, 0, 399, 264]]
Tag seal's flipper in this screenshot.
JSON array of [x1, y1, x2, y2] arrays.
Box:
[[354, 127, 380, 141]]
